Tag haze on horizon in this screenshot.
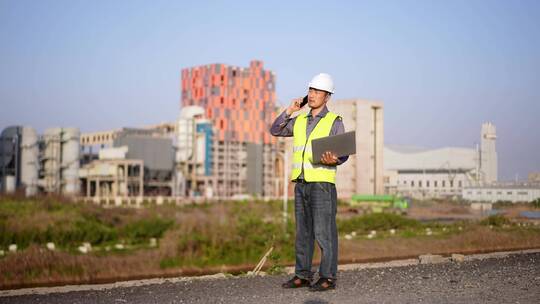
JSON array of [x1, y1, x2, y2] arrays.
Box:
[[1, 0, 539, 181]]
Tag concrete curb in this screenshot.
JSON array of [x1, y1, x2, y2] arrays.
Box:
[[334, 248, 540, 273], [2, 248, 539, 297]]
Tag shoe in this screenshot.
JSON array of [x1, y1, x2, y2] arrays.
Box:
[[282, 276, 311, 288], [309, 278, 336, 292]]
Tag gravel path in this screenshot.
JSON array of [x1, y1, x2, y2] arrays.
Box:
[[2, 251, 539, 304]]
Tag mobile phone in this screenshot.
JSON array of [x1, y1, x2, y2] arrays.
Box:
[[300, 95, 308, 107]]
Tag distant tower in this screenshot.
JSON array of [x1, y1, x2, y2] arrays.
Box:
[[480, 122, 497, 184]]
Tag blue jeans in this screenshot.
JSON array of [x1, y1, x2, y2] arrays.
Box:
[[294, 181, 338, 280]]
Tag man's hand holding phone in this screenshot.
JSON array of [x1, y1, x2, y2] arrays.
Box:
[[286, 96, 308, 115]]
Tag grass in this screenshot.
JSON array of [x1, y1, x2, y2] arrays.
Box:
[[160, 201, 295, 269], [338, 213, 422, 234], [336, 213, 474, 240], [0, 196, 173, 249]]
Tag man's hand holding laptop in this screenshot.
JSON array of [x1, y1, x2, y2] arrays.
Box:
[[320, 151, 338, 165]]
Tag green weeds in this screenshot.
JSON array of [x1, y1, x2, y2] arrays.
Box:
[[0, 196, 174, 249], [337, 213, 422, 233], [480, 215, 511, 227], [163, 211, 294, 268]]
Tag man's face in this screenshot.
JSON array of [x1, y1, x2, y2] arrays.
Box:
[[307, 88, 329, 109]]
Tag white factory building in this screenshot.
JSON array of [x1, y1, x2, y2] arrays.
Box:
[[383, 122, 498, 199], [463, 185, 540, 203]]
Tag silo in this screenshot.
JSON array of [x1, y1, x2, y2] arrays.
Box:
[[176, 118, 194, 162], [4, 175, 15, 193], [61, 128, 80, 195], [176, 106, 205, 162], [0, 126, 21, 192], [42, 128, 63, 193], [20, 127, 39, 196]]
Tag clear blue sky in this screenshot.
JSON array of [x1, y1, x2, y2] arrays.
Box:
[[1, 0, 539, 181]]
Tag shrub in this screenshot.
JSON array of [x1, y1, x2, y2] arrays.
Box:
[[168, 211, 294, 268], [480, 215, 510, 227], [64, 219, 118, 245], [267, 251, 286, 275], [120, 218, 173, 244], [0, 219, 118, 248], [493, 200, 513, 208], [0, 197, 175, 248]]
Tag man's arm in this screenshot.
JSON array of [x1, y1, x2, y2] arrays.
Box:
[[330, 117, 349, 165], [269, 111, 296, 137], [319, 116, 349, 166], [269, 97, 304, 137]]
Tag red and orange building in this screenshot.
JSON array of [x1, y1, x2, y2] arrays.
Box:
[[181, 60, 277, 145]]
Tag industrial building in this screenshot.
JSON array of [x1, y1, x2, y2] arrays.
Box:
[[175, 106, 214, 197], [3, 61, 386, 201], [181, 60, 279, 198], [79, 127, 175, 199], [80, 123, 175, 149], [0, 126, 39, 195], [41, 128, 81, 195], [80, 58, 283, 201], [383, 122, 498, 199], [463, 184, 540, 203], [79, 151, 144, 198], [0, 126, 80, 196]]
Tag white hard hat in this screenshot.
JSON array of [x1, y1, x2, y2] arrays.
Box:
[[308, 73, 334, 94]]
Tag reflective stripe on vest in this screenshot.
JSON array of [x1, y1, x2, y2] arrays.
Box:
[[291, 111, 339, 183]]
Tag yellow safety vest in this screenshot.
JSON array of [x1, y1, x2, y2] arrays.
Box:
[[291, 112, 339, 183]]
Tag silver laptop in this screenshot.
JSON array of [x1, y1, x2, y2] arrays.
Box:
[[311, 131, 356, 164]]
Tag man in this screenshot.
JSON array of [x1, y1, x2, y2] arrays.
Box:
[[270, 73, 347, 292]]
